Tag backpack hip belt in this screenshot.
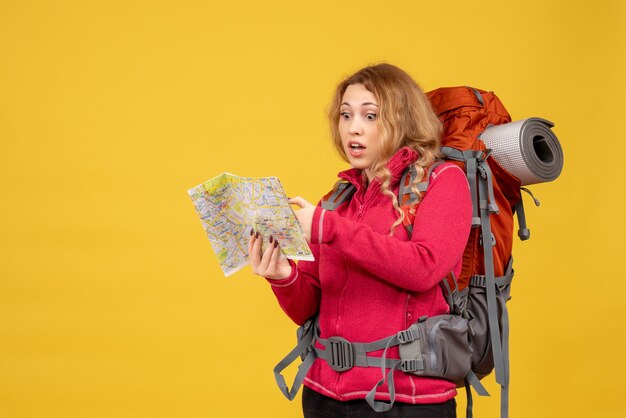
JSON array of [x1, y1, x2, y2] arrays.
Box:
[[275, 300, 497, 413]]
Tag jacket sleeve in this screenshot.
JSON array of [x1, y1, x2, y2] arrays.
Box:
[[309, 164, 472, 292], [265, 230, 322, 326]]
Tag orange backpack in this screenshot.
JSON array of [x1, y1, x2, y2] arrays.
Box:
[[383, 87, 534, 418], [426, 87, 525, 288], [406, 86, 537, 418]]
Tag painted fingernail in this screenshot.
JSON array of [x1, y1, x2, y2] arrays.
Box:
[[269, 236, 273, 243], [250, 228, 254, 236], [255, 231, 260, 239], [274, 240, 279, 248]]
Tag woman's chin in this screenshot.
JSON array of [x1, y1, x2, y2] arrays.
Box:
[[350, 164, 367, 171], [347, 158, 369, 171]]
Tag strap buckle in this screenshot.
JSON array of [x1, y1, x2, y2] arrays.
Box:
[[400, 358, 424, 372], [477, 148, 492, 163], [397, 328, 417, 344], [326, 337, 354, 372]]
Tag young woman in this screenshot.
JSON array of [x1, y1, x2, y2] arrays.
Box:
[[249, 63, 471, 418]]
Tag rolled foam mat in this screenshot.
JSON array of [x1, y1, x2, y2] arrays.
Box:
[[480, 118, 564, 186]]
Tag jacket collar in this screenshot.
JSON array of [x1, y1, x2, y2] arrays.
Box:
[[338, 146, 420, 189]]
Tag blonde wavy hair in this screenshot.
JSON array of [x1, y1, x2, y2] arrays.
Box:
[[328, 63, 443, 235]]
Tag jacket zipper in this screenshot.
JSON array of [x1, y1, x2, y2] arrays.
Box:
[[356, 180, 378, 221]]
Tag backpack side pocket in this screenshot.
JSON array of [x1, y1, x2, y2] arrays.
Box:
[[399, 315, 472, 384]]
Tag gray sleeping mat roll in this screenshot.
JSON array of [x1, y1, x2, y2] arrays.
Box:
[[479, 118, 563, 186]]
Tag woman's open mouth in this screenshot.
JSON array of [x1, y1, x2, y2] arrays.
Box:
[[348, 141, 366, 157]]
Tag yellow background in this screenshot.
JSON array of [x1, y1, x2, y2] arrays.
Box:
[[1, 1, 624, 417]]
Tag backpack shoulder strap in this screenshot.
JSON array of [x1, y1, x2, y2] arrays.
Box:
[[321, 180, 356, 211], [398, 160, 446, 237]]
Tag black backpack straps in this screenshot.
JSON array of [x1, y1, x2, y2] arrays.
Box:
[[321, 180, 356, 211]]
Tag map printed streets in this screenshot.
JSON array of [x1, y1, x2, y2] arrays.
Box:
[[188, 172, 314, 277]]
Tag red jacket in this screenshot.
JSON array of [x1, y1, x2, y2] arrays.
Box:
[[268, 146, 472, 404]]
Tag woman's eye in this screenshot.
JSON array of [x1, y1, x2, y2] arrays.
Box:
[[365, 113, 377, 121], [340, 112, 351, 120]]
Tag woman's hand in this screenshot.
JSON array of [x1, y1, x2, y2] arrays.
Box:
[[289, 196, 315, 243], [248, 230, 293, 280]]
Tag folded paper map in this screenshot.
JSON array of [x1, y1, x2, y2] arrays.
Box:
[[188, 172, 314, 276]]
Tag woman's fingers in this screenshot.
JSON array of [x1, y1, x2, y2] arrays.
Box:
[[248, 228, 256, 263], [249, 232, 292, 279], [264, 239, 293, 279], [289, 196, 314, 209], [249, 230, 263, 273], [257, 236, 276, 273], [267, 238, 281, 272]]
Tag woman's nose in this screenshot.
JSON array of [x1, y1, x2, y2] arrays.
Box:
[[349, 117, 363, 135]]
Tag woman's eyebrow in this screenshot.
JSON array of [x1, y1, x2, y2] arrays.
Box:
[[340, 102, 379, 106]]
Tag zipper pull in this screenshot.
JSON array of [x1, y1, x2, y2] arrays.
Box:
[[357, 204, 364, 219]]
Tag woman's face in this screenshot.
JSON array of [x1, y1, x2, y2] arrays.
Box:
[[339, 83, 381, 180]]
